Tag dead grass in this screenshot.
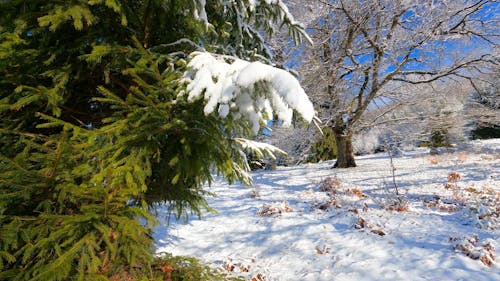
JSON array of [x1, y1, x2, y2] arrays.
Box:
[[450, 236, 496, 267], [447, 172, 461, 183], [318, 176, 341, 192], [257, 201, 293, 216]]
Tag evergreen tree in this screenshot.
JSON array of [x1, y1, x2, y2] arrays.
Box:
[[308, 128, 337, 163], [0, 1, 310, 279]]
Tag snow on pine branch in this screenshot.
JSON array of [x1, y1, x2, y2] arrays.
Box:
[[191, 0, 312, 45], [181, 51, 315, 134], [193, 0, 297, 23], [234, 138, 286, 160], [192, 0, 208, 23]]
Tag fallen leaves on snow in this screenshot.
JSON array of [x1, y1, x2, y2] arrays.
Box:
[[450, 235, 496, 267], [257, 201, 293, 217]]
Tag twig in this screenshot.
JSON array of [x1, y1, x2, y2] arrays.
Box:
[[385, 140, 399, 196]]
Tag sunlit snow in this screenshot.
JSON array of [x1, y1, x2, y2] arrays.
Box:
[[155, 139, 499, 280]]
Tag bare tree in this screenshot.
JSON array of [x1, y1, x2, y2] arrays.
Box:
[[280, 0, 498, 167], [467, 70, 500, 125], [376, 81, 471, 150]]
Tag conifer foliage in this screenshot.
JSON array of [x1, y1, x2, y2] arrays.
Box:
[[0, 1, 310, 279]]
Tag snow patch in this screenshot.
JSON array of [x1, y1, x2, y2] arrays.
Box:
[[155, 139, 500, 280]]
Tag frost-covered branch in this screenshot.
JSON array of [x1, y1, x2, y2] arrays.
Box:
[[270, 0, 498, 166]]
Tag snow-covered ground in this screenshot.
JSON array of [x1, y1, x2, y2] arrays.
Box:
[[154, 139, 500, 281]]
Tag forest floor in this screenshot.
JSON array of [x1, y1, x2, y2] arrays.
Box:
[[154, 139, 499, 281]]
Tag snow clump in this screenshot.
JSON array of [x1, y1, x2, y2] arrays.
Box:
[[182, 51, 315, 134]]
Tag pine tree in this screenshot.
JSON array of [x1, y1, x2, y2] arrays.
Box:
[[0, 0, 310, 279], [309, 128, 337, 163]]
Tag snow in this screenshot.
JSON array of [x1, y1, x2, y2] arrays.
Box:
[[182, 52, 315, 133], [234, 138, 286, 160], [192, 0, 208, 24], [154, 139, 500, 280]]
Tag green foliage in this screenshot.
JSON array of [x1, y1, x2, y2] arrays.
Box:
[[94, 45, 252, 220], [430, 129, 451, 148], [152, 254, 244, 281], [419, 128, 452, 151], [203, 0, 310, 59], [0, 124, 156, 280], [0, 0, 307, 280], [246, 151, 266, 170], [471, 125, 500, 140], [308, 128, 337, 163]]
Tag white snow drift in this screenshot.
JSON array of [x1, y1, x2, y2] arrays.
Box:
[[155, 139, 500, 281]]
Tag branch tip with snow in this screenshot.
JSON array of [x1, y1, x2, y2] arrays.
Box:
[[182, 51, 315, 134]]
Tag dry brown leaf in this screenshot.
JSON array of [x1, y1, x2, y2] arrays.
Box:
[[251, 273, 266, 281], [316, 246, 330, 254], [349, 208, 359, 214], [371, 229, 386, 236], [447, 172, 461, 183], [438, 203, 459, 212], [480, 255, 493, 267], [355, 217, 365, 229], [351, 188, 366, 198], [464, 187, 480, 194], [319, 177, 341, 191], [224, 263, 235, 272], [240, 265, 250, 272], [363, 203, 368, 212], [109, 229, 119, 241]]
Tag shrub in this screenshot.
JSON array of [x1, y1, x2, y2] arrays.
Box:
[[471, 125, 500, 139], [153, 254, 244, 281], [308, 128, 337, 163]]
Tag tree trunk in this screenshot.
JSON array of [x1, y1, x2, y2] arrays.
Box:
[[333, 130, 356, 168]]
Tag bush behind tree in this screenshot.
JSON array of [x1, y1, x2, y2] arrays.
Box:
[[308, 128, 337, 163]]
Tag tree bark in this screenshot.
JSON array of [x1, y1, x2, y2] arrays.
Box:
[[333, 130, 357, 168]]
